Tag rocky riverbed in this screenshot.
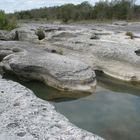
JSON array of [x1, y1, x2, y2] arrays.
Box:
[[1, 22, 140, 84], [0, 78, 103, 140], [0, 21, 140, 139]]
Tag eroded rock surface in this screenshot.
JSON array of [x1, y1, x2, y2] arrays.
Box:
[[0, 43, 96, 93], [0, 26, 44, 42], [1, 22, 140, 83], [0, 30, 16, 41], [1, 22, 140, 140], [44, 23, 140, 82], [0, 79, 103, 140], [0, 38, 96, 92]]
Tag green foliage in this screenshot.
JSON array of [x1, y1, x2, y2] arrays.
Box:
[[58, 48, 63, 55], [11, 1, 94, 22], [11, 0, 140, 22], [60, 4, 75, 23], [93, 0, 133, 20], [36, 28, 45, 40], [6, 16, 17, 30], [0, 10, 17, 30], [125, 31, 134, 39], [0, 10, 7, 29]]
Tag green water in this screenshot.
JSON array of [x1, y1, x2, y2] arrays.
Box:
[[2, 73, 140, 140]]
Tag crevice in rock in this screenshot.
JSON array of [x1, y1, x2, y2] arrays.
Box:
[[0, 56, 4, 62], [95, 70, 104, 76], [0, 47, 23, 62], [17, 132, 26, 137], [90, 34, 100, 40], [135, 49, 140, 56], [44, 48, 63, 55], [14, 31, 19, 41], [45, 27, 63, 32]]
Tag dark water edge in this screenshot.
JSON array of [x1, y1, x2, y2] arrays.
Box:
[[2, 73, 91, 101], [1, 73, 140, 140]]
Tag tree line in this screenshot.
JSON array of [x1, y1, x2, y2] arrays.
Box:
[[8, 0, 140, 22]]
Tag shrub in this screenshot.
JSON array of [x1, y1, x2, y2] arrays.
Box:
[[6, 16, 17, 30], [58, 48, 63, 55], [125, 31, 134, 39], [36, 28, 45, 40], [0, 10, 7, 29], [0, 10, 17, 30]]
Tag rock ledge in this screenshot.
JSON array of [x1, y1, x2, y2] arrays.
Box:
[[0, 79, 103, 140]]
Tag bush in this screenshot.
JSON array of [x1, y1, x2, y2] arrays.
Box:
[[7, 16, 17, 30], [0, 10, 17, 30], [0, 10, 7, 29], [36, 28, 45, 40], [125, 31, 134, 39], [58, 48, 63, 55]]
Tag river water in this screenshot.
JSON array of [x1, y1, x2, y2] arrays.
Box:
[[2, 73, 140, 140]]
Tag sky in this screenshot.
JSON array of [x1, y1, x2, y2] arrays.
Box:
[[0, 0, 140, 13]]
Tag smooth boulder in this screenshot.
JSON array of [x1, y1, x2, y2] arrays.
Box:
[[1, 51, 96, 93]]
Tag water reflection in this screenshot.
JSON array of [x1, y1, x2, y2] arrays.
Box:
[[2, 73, 92, 101], [96, 70, 140, 96], [2, 72, 140, 140], [54, 85, 140, 140], [53, 73, 140, 140]]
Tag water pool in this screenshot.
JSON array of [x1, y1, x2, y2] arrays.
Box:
[[3, 73, 140, 140]]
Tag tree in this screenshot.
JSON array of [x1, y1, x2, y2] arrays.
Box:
[[10, 0, 140, 22], [60, 4, 75, 23]]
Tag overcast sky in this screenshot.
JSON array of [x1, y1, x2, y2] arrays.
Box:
[[0, 0, 140, 13]]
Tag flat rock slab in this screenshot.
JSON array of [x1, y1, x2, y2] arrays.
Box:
[[0, 79, 103, 140]]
